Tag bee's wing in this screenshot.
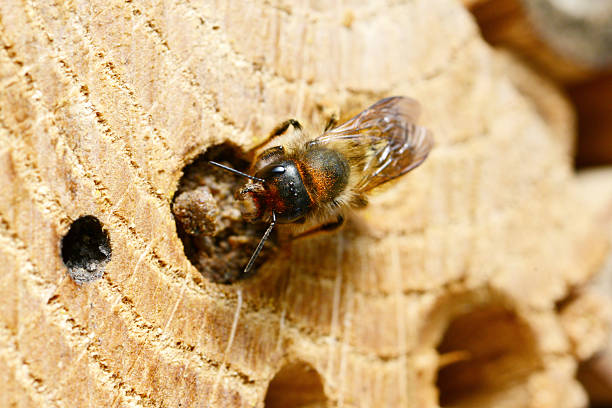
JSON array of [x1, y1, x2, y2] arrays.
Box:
[[313, 96, 433, 193]]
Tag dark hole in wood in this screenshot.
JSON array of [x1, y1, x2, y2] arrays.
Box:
[[264, 361, 328, 408], [436, 306, 542, 407], [61, 215, 111, 284], [172, 143, 278, 284]]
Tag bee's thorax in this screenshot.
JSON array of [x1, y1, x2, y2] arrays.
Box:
[[298, 146, 350, 203]]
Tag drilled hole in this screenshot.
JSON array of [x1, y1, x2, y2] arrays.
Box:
[[264, 361, 328, 408], [61, 215, 111, 284], [172, 143, 278, 284], [577, 355, 612, 408], [436, 306, 542, 407]]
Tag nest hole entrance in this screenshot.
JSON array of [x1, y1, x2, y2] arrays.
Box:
[[577, 356, 612, 407], [264, 361, 328, 408], [61, 215, 111, 284], [172, 143, 278, 284], [436, 306, 542, 407]]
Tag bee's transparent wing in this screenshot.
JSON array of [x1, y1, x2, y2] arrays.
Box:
[[313, 96, 433, 192]]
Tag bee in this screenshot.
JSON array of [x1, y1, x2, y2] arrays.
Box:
[[209, 96, 433, 275]]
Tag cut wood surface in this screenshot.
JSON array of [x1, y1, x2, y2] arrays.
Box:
[[0, 1, 609, 407], [575, 168, 612, 406], [463, 0, 612, 167], [465, 0, 612, 83]]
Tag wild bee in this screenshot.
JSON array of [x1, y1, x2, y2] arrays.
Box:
[[209, 96, 433, 275]]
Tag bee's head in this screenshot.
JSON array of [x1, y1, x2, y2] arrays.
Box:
[[237, 161, 311, 224]]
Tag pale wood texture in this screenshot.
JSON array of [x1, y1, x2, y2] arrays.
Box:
[[574, 168, 612, 406], [464, 0, 610, 84], [0, 1, 609, 407], [463, 0, 612, 166]]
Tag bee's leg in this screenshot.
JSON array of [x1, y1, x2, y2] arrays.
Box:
[[250, 119, 303, 152], [272, 119, 303, 135], [291, 215, 345, 240], [324, 113, 338, 132]]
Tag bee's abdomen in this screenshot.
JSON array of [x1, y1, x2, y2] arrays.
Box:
[[298, 147, 350, 204]]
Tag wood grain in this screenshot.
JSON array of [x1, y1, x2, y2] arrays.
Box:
[[0, 0, 608, 407]]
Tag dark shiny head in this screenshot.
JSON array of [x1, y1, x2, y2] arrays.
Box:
[[237, 160, 311, 224]]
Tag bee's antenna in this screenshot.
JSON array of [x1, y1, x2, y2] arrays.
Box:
[[208, 161, 265, 183], [243, 212, 276, 276]]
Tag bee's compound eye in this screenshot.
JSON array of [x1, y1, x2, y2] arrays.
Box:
[[255, 163, 287, 181], [269, 166, 286, 175]]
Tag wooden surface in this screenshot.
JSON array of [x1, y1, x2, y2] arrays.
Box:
[[464, 0, 612, 167], [0, 0, 609, 407], [466, 0, 612, 83], [575, 168, 612, 406]]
